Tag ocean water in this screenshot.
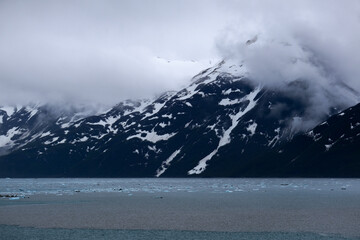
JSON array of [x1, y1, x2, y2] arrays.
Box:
[[0, 225, 357, 240], [1, 178, 360, 240], [1, 178, 359, 196]]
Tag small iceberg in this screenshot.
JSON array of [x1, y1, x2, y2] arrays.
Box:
[[9, 197, 20, 200]]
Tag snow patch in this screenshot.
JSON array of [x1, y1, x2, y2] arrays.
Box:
[[57, 139, 66, 144], [307, 130, 322, 141], [207, 123, 217, 131], [61, 123, 71, 128], [56, 117, 67, 125], [142, 93, 175, 120], [40, 131, 51, 138], [158, 122, 167, 128], [0, 127, 21, 148], [162, 113, 173, 119], [223, 89, 232, 95], [25, 106, 38, 120], [0, 107, 15, 117], [142, 102, 167, 119], [148, 116, 159, 121], [78, 136, 89, 142], [246, 122, 257, 136], [156, 149, 182, 177], [219, 98, 243, 106], [222, 89, 242, 95], [188, 150, 218, 175], [44, 137, 59, 145], [177, 83, 201, 101], [87, 120, 107, 127], [88, 115, 120, 133], [189, 86, 262, 175], [268, 127, 281, 147], [218, 87, 261, 148], [90, 133, 108, 140], [74, 121, 83, 128], [325, 143, 334, 151], [184, 121, 192, 128], [127, 130, 177, 143], [123, 99, 152, 116]]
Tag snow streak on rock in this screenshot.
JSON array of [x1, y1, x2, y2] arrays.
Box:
[[127, 130, 177, 143], [0, 127, 21, 148], [268, 127, 281, 147], [0, 106, 16, 117], [246, 122, 257, 136], [155, 148, 182, 177], [188, 86, 262, 175]]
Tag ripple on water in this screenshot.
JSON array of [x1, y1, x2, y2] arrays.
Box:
[[0, 226, 357, 240]]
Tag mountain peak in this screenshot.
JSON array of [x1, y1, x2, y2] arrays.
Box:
[[0, 62, 359, 177]]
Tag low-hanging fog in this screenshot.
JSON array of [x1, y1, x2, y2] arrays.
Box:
[[217, 0, 360, 131]]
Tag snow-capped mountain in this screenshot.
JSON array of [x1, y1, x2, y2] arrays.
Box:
[[0, 104, 101, 155], [262, 103, 360, 177], [0, 61, 359, 177]]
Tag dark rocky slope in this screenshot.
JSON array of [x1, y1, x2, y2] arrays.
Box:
[[0, 61, 358, 177]]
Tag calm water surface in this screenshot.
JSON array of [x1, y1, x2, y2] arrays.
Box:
[[1, 178, 360, 240], [0, 225, 357, 240], [1, 178, 359, 196]]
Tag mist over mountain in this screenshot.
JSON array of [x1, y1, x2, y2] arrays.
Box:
[[1, 59, 359, 177], [1, 0, 359, 108], [0, 1, 359, 177], [215, 1, 360, 131]]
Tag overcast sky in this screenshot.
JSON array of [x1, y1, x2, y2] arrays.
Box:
[[0, 0, 359, 107]]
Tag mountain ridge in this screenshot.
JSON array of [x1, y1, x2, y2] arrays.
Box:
[[0, 61, 359, 177]]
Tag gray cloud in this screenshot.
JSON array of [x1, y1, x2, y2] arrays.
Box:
[[216, 0, 360, 130], [0, 0, 359, 129], [0, 0, 227, 105]]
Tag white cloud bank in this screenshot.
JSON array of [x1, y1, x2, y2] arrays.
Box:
[[0, 0, 359, 116], [216, 0, 360, 130]]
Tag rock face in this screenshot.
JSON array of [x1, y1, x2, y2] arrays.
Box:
[[263, 103, 360, 177], [0, 61, 359, 177]]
